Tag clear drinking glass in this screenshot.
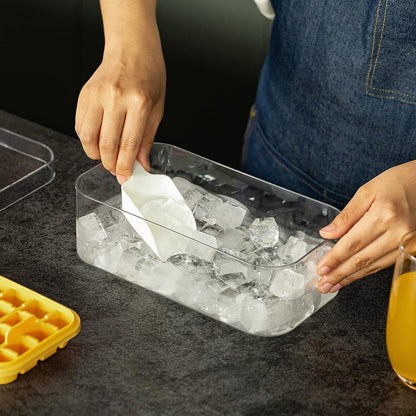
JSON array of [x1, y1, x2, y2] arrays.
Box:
[[386, 230, 416, 390]]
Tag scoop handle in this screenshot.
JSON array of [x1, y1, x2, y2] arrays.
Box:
[[131, 161, 151, 178]]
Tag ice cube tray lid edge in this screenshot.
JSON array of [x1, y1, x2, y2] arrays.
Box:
[[0, 127, 55, 212]]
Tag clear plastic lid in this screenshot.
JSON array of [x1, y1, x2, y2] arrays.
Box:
[[0, 127, 55, 211]]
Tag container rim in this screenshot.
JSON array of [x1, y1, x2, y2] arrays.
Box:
[[0, 127, 55, 211], [74, 142, 338, 269], [156, 142, 341, 215], [0, 127, 55, 167]]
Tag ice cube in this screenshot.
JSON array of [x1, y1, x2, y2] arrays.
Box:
[[196, 280, 227, 316], [217, 228, 253, 252], [174, 274, 207, 306], [105, 222, 142, 250], [169, 254, 214, 281], [172, 176, 206, 196], [303, 260, 320, 290], [217, 273, 248, 289], [149, 263, 184, 296], [235, 281, 269, 303], [129, 252, 156, 287], [269, 268, 305, 299], [215, 202, 246, 229], [193, 194, 223, 226], [132, 253, 167, 290], [217, 287, 243, 324], [266, 297, 293, 334], [76, 239, 100, 264], [213, 257, 248, 278], [117, 247, 141, 277], [218, 194, 253, 226], [77, 212, 107, 243], [169, 253, 200, 269], [277, 235, 310, 261], [183, 189, 204, 210], [248, 217, 280, 248], [186, 230, 217, 263], [247, 266, 274, 287], [200, 225, 222, 238], [289, 291, 320, 327], [313, 241, 334, 259], [95, 205, 124, 228], [241, 297, 269, 333], [94, 242, 123, 274], [247, 247, 283, 267]]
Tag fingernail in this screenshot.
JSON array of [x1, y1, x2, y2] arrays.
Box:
[[110, 171, 116, 176], [318, 265, 331, 276], [330, 283, 343, 293], [117, 175, 128, 184], [320, 224, 335, 233], [320, 282, 333, 294]]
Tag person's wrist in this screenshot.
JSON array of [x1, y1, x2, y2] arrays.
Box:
[[102, 43, 141, 64], [103, 23, 160, 63]]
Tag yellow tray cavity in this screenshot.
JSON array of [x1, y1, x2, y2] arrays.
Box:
[[0, 275, 80, 384]]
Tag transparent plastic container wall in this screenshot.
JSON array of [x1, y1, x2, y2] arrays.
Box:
[[75, 143, 340, 336], [0, 128, 55, 211]]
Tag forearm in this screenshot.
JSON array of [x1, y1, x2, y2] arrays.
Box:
[[100, 0, 160, 60], [76, 0, 165, 181]]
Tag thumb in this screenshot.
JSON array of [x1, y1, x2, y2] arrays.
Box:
[[320, 187, 373, 239]]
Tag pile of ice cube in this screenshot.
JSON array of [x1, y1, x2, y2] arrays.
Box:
[[77, 176, 336, 336]]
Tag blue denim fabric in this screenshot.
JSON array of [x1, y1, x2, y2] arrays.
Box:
[[241, 0, 416, 210]]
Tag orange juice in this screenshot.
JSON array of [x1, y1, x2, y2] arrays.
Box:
[[386, 271, 416, 385]]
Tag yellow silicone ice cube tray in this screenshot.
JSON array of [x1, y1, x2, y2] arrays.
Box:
[[0, 275, 80, 384]]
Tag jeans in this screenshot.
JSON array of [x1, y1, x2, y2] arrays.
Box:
[[241, 0, 416, 210]]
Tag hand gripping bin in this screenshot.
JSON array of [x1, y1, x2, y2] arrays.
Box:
[[75, 143, 340, 336]]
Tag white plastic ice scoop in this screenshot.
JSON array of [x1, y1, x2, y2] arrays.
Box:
[[121, 161, 197, 261]]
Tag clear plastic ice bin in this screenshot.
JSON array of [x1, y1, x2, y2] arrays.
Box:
[[75, 143, 340, 336]]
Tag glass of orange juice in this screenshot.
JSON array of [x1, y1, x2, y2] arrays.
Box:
[[386, 230, 416, 390]]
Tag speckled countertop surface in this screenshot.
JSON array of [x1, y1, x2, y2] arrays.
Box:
[[0, 110, 415, 416]]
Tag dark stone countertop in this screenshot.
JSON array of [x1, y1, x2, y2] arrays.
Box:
[[0, 110, 415, 416]]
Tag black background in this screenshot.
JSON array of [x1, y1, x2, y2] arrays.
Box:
[[0, 0, 271, 168]]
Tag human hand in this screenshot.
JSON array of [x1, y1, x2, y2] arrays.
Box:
[[75, 0, 166, 184], [317, 160, 416, 293]]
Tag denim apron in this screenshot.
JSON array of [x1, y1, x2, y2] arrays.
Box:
[[241, 0, 416, 209]]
